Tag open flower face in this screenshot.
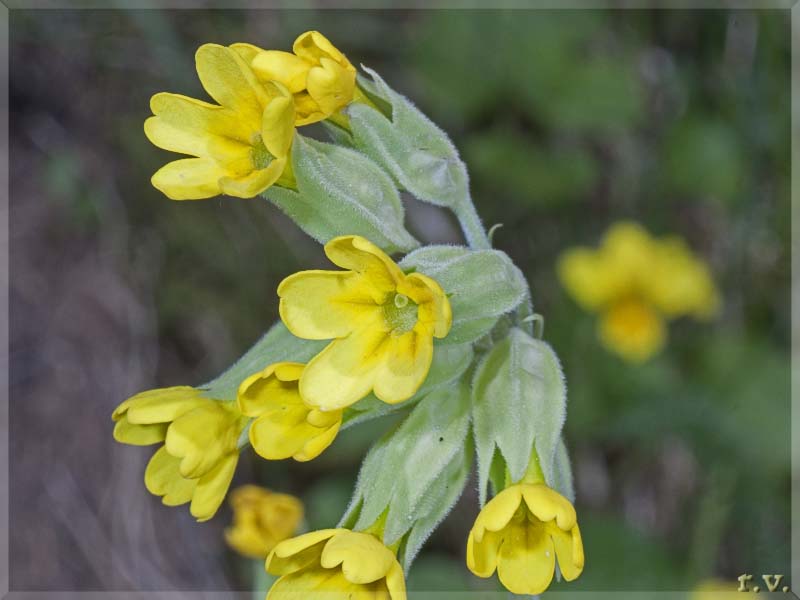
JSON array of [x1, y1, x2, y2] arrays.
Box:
[[225, 485, 304, 559], [252, 30, 357, 126], [266, 529, 406, 600], [238, 362, 342, 462], [113, 387, 247, 521], [278, 235, 452, 410], [144, 44, 295, 200], [467, 483, 584, 596]]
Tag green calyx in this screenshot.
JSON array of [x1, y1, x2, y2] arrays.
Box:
[[383, 293, 418, 334], [251, 134, 275, 170]]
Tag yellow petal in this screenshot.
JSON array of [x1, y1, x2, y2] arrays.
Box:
[[598, 299, 666, 363], [218, 159, 285, 198], [237, 362, 304, 417], [225, 523, 271, 558], [473, 486, 523, 539], [229, 42, 265, 65], [261, 85, 295, 160], [124, 388, 210, 425], [306, 58, 356, 116], [278, 270, 380, 340], [299, 318, 390, 410], [372, 330, 433, 404], [293, 91, 327, 126], [384, 562, 407, 600], [466, 527, 502, 577], [521, 484, 577, 531], [113, 419, 167, 446], [195, 44, 266, 124], [496, 519, 556, 595], [549, 523, 584, 581], [296, 418, 341, 462], [324, 236, 404, 298], [319, 531, 395, 584], [293, 31, 353, 72], [146, 92, 254, 153], [267, 567, 375, 599], [165, 403, 241, 478], [144, 446, 197, 506], [151, 157, 226, 201], [267, 529, 340, 575], [252, 50, 311, 94], [400, 273, 452, 339], [249, 406, 314, 460], [113, 386, 199, 421], [191, 452, 238, 521]]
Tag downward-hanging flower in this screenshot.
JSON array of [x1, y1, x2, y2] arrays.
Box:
[[467, 482, 584, 595], [113, 386, 247, 521], [278, 235, 452, 410], [144, 43, 296, 200], [250, 31, 357, 126], [225, 485, 304, 559], [237, 362, 342, 461], [558, 221, 720, 362], [265, 529, 406, 600]]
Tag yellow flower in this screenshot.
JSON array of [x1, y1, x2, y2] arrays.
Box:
[[112, 386, 247, 521], [266, 529, 406, 600], [238, 362, 342, 462], [144, 43, 296, 201], [251, 31, 357, 126], [558, 221, 720, 362], [691, 579, 744, 599], [466, 483, 584, 595], [225, 485, 304, 559], [278, 235, 452, 410]]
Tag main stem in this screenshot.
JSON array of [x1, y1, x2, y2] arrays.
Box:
[[454, 195, 491, 250]]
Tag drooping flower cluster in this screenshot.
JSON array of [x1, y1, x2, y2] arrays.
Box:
[[558, 221, 720, 362], [103, 28, 650, 600]]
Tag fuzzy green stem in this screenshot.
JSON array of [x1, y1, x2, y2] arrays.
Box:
[[454, 196, 491, 250]]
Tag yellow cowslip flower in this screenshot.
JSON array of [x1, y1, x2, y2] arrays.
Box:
[[691, 579, 744, 599], [251, 31, 357, 126], [558, 221, 720, 363], [112, 386, 248, 521], [238, 362, 342, 462], [278, 235, 452, 410], [266, 529, 406, 600], [144, 43, 296, 201], [224, 485, 304, 559], [466, 483, 584, 595]]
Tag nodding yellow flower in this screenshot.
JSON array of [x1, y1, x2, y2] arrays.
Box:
[[278, 235, 452, 411], [238, 362, 342, 462], [558, 221, 720, 362], [224, 485, 304, 559], [466, 483, 584, 596], [144, 43, 296, 201], [266, 529, 406, 600], [251, 31, 357, 126], [112, 386, 247, 521]]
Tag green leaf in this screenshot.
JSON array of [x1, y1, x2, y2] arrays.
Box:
[[552, 437, 575, 503], [344, 383, 472, 545], [347, 68, 469, 208], [202, 321, 325, 400], [400, 245, 528, 344], [472, 328, 566, 504], [266, 134, 418, 254], [341, 342, 474, 429]]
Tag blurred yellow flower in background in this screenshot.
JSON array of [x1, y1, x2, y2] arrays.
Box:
[[558, 221, 720, 362], [144, 44, 296, 200], [691, 579, 747, 598], [238, 362, 342, 462], [251, 31, 357, 126], [278, 235, 452, 410], [225, 485, 304, 559], [113, 386, 247, 521], [466, 483, 584, 595], [266, 528, 406, 600]]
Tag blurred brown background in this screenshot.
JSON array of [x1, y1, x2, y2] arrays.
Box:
[[9, 7, 791, 595]]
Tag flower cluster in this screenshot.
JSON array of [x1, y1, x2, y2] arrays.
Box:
[[558, 221, 720, 362], [107, 29, 641, 599]]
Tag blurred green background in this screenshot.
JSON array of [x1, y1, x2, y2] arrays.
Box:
[[9, 7, 791, 596]]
